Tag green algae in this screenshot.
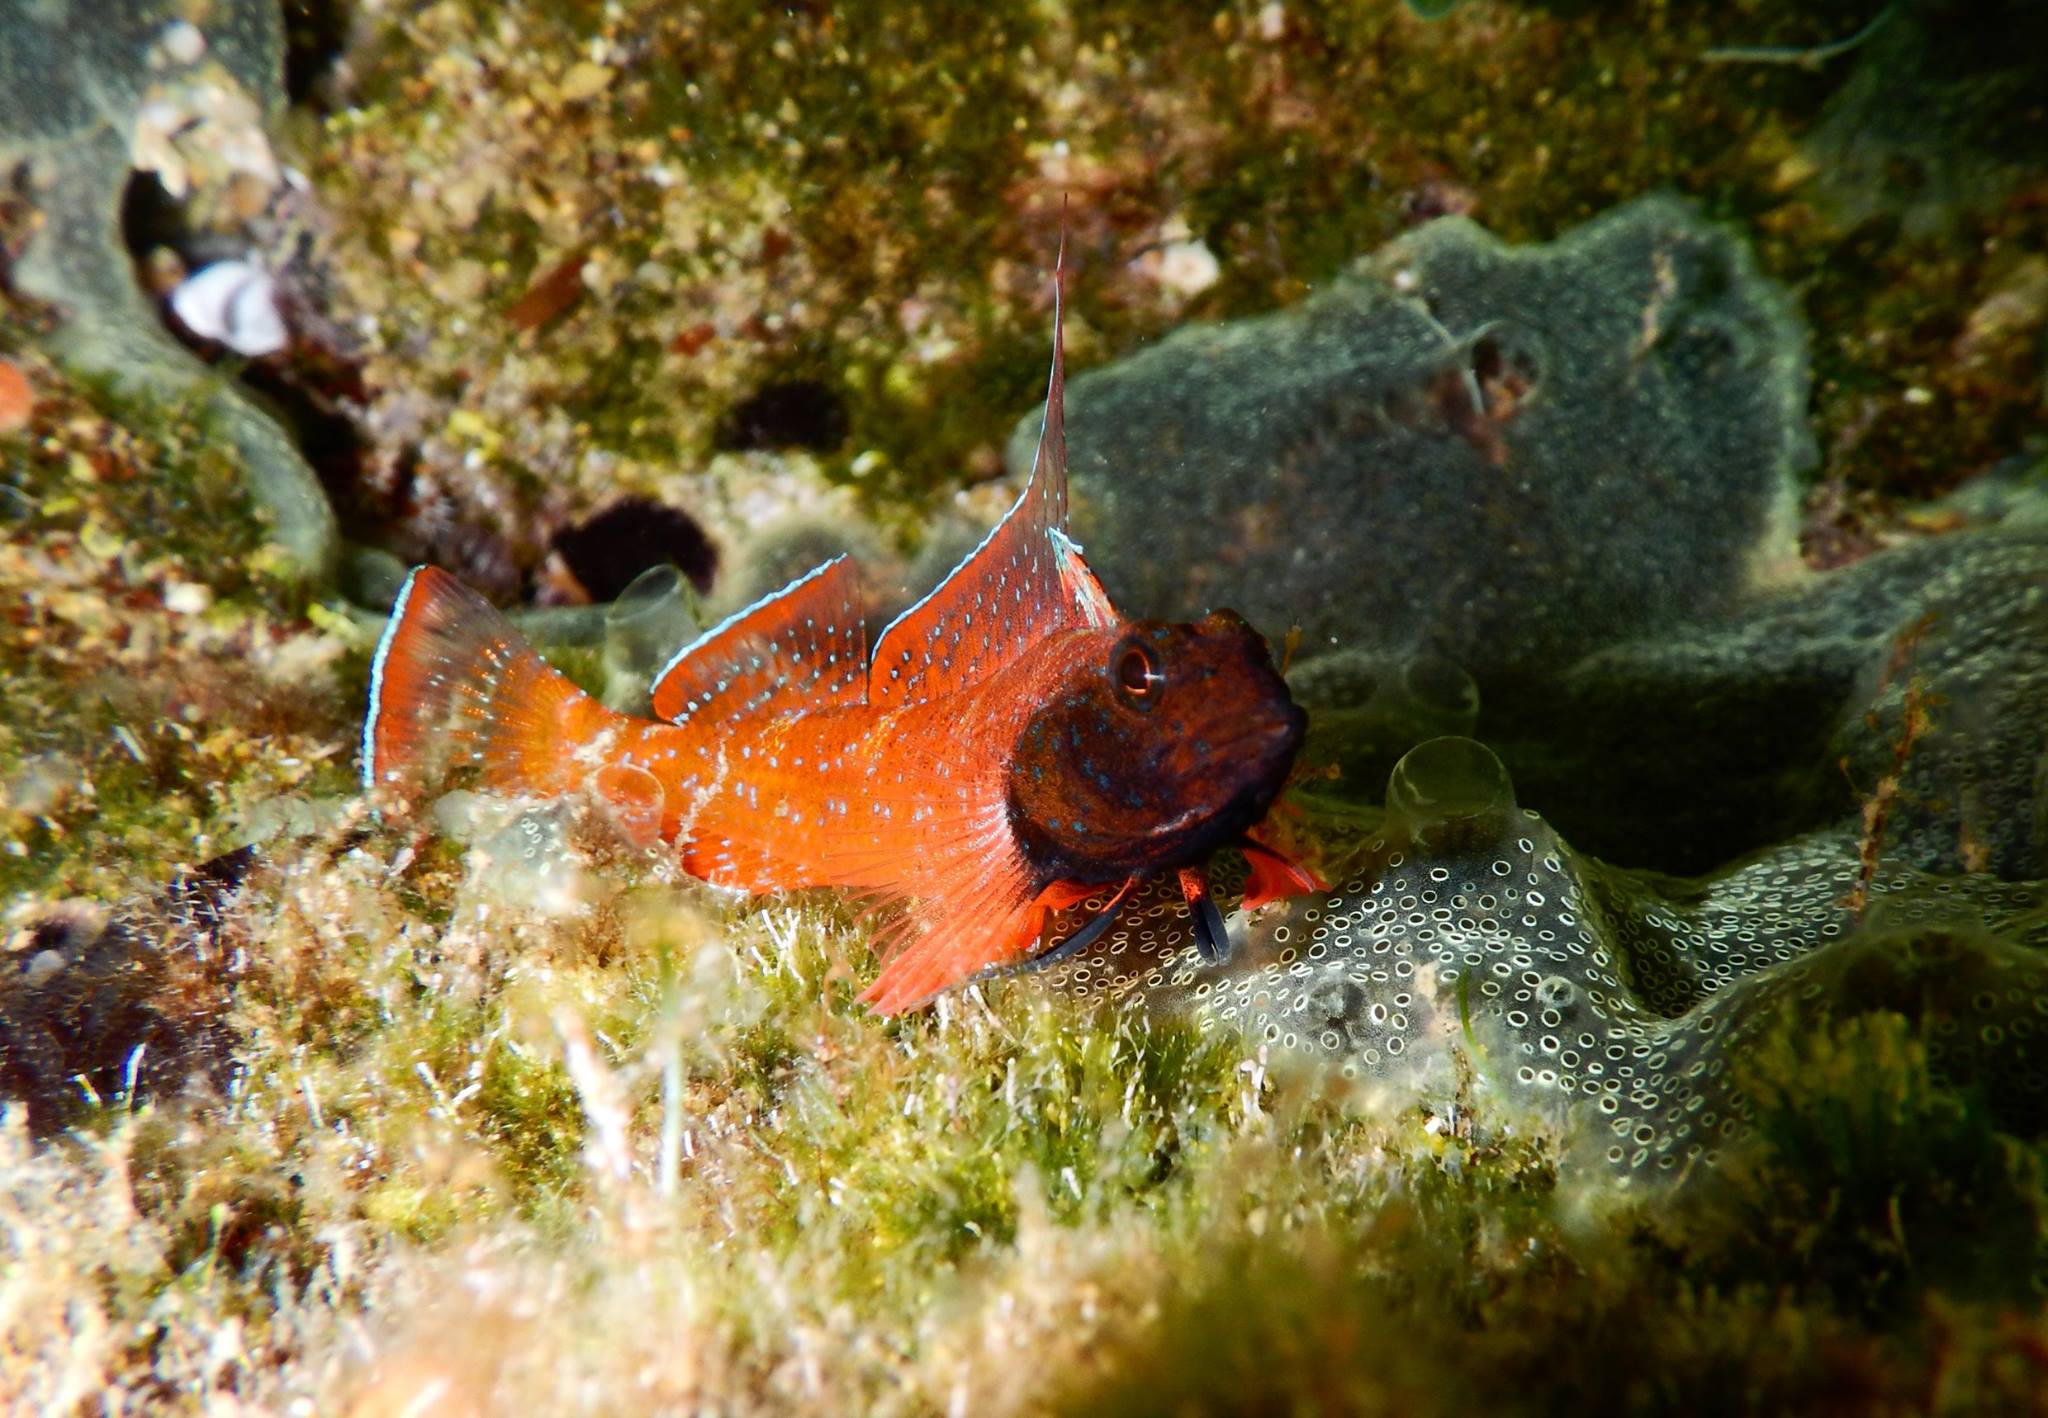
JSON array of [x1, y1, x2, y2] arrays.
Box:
[[1697, 1008, 2048, 1311], [0, 366, 342, 904], [301, 0, 2047, 590], [9, 715, 2048, 1412], [1052, 1014, 2048, 1416]]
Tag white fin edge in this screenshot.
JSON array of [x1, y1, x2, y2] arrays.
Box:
[[1048, 527, 1117, 628], [361, 566, 424, 793], [872, 271, 1068, 661], [649, 554, 850, 714]]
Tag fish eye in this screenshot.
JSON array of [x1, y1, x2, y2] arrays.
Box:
[[1113, 641, 1164, 708]]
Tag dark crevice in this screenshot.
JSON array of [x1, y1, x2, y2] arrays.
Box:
[[717, 379, 849, 452], [551, 496, 719, 601], [118, 170, 186, 266], [235, 362, 375, 530], [283, 0, 355, 110]]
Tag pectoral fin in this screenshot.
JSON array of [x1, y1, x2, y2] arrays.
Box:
[[1239, 840, 1328, 912]]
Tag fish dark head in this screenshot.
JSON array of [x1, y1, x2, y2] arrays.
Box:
[[1006, 610, 1306, 885]]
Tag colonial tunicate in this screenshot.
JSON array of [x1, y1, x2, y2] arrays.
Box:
[[1038, 739, 2048, 1188]]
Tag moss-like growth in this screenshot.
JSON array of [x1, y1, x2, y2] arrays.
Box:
[[300, 0, 2048, 592]]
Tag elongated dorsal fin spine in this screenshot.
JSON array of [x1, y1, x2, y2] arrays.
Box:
[[649, 555, 867, 724], [867, 249, 1113, 709]]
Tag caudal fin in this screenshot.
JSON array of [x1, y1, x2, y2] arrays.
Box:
[[362, 567, 617, 809]]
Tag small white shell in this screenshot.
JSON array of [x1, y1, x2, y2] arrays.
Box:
[[158, 20, 206, 66], [1155, 239, 1222, 298], [170, 259, 288, 357]]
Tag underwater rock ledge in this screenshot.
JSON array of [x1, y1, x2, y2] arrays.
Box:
[[1032, 194, 2048, 881]]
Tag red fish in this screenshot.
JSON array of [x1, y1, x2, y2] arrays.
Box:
[[362, 261, 1311, 1011]]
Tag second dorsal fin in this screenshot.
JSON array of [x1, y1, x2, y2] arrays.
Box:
[[650, 555, 868, 725], [868, 244, 1117, 708]]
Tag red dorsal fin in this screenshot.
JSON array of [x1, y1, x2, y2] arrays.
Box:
[[1052, 527, 1118, 630], [650, 555, 867, 725], [868, 247, 1118, 709]]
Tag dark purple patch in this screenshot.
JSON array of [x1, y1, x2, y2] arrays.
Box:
[[716, 379, 849, 452], [552, 496, 719, 600]]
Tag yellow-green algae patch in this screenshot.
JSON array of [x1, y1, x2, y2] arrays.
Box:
[[0, 350, 351, 904], [303, 0, 2048, 584]]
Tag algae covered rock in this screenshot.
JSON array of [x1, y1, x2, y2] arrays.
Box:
[[0, 0, 337, 579], [1834, 534, 2048, 879], [0, 849, 253, 1136], [1018, 195, 1812, 676], [1801, 0, 2048, 235], [1023, 191, 2048, 1194], [1498, 529, 2048, 878], [1017, 189, 2045, 883]]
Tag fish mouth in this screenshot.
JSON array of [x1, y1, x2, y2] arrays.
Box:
[[1208, 701, 1306, 782], [1169, 702, 1306, 864]]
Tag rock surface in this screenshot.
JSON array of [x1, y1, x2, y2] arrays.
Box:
[[0, 0, 338, 579], [1501, 529, 2048, 877], [1020, 199, 2048, 1188], [1017, 196, 1813, 676]]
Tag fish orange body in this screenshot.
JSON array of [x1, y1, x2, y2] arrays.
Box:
[[363, 262, 1310, 1011]]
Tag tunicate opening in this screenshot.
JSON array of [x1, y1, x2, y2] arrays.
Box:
[[1386, 736, 1518, 851], [1398, 653, 1480, 728], [603, 564, 699, 713], [1463, 319, 1546, 416], [717, 379, 850, 452], [1388, 736, 1514, 820], [1655, 309, 1742, 382], [553, 496, 718, 601]]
